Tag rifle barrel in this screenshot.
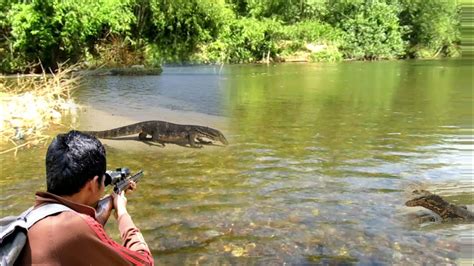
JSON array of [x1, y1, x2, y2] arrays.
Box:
[[114, 170, 144, 193]]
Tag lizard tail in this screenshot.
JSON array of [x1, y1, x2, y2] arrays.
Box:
[[82, 122, 146, 139]]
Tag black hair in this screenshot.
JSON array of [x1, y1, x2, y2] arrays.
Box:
[[46, 130, 106, 196]]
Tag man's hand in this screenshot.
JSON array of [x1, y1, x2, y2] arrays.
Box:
[[112, 181, 136, 219], [127, 181, 137, 192], [113, 191, 128, 218]]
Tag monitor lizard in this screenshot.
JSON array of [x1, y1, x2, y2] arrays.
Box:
[[82, 120, 228, 148], [405, 190, 474, 222]]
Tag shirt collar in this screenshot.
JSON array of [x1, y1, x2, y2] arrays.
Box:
[[35, 191, 97, 218]]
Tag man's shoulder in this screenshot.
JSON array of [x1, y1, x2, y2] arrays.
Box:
[[29, 209, 98, 239], [18, 206, 136, 265], [20, 209, 102, 264]]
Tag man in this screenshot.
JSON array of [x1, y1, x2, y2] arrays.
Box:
[[15, 130, 153, 265]]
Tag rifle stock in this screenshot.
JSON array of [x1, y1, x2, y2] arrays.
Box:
[[95, 195, 113, 226]]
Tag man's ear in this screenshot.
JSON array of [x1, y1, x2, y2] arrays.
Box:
[[86, 176, 100, 192]]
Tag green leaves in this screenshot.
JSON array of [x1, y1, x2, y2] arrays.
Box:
[[326, 0, 405, 60], [4, 0, 136, 71], [399, 0, 460, 58], [0, 0, 463, 72], [147, 0, 230, 61]]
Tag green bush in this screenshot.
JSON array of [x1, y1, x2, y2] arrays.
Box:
[[399, 0, 460, 58], [225, 17, 282, 63], [0, 0, 464, 72], [309, 46, 343, 62], [228, 0, 328, 23], [0, 0, 27, 73], [325, 0, 405, 60], [148, 0, 231, 62], [5, 0, 134, 72], [195, 18, 345, 64], [195, 17, 283, 63], [279, 20, 344, 56], [285, 20, 344, 43]]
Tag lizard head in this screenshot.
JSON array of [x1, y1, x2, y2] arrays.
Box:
[[405, 190, 444, 207], [405, 190, 431, 206], [214, 130, 228, 145], [196, 127, 228, 146]]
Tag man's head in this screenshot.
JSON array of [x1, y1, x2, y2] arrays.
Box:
[[46, 130, 106, 196]]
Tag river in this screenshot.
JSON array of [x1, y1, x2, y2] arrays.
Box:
[[1, 59, 473, 264]]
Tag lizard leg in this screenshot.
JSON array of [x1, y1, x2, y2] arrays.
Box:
[[196, 137, 212, 145], [142, 140, 165, 147], [157, 141, 166, 147], [188, 133, 203, 148], [151, 133, 166, 147], [138, 132, 148, 140]]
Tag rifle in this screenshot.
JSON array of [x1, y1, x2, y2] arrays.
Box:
[[95, 168, 144, 226]]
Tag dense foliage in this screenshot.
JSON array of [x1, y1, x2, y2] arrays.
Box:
[[325, 0, 405, 59], [399, 0, 460, 57], [1, 0, 134, 72], [0, 0, 462, 73]]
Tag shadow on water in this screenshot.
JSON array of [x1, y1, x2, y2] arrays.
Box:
[[1, 59, 473, 264]]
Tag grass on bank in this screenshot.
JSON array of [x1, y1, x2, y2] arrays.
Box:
[[0, 65, 80, 155]]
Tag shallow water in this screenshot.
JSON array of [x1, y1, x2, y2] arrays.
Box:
[[1, 59, 473, 264]]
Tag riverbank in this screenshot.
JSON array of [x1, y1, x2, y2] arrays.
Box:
[[78, 66, 163, 76], [76, 106, 229, 152], [1, 1, 460, 74], [0, 67, 80, 154]]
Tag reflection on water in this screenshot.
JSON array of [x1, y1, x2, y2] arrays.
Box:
[[78, 66, 226, 116], [1, 59, 473, 264]]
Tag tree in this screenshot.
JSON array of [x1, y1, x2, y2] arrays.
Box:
[[325, 0, 405, 59], [227, 0, 327, 23], [6, 0, 134, 72], [399, 0, 460, 57]]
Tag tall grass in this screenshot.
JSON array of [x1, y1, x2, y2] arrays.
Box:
[[0, 65, 80, 154]]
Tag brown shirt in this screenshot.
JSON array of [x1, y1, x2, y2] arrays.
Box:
[[15, 192, 154, 266]]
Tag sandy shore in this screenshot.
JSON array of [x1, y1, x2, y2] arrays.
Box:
[[75, 105, 229, 152]]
